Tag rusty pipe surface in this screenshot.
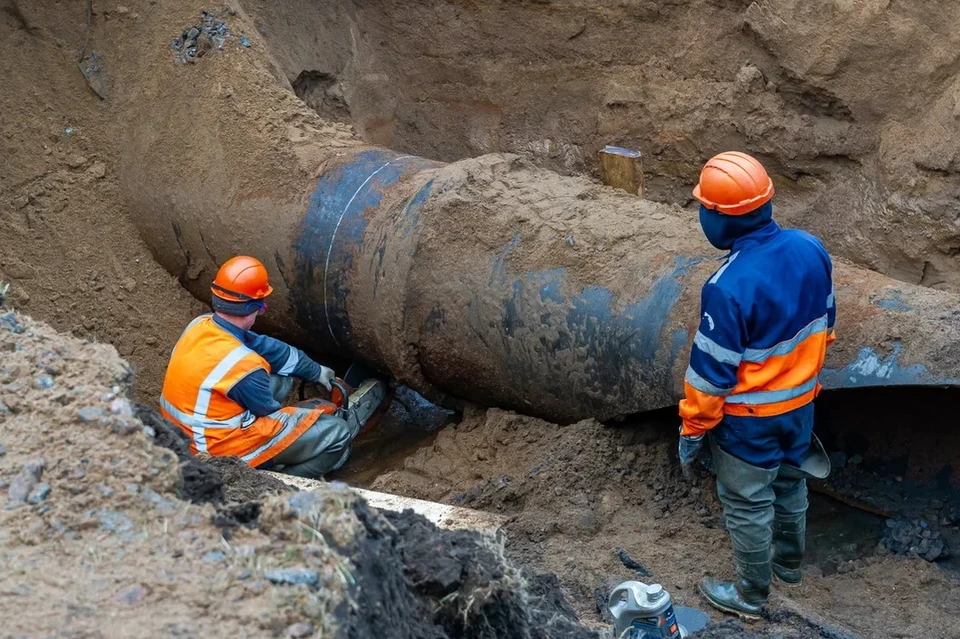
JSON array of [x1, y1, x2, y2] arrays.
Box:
[[122, 16, 960, 423]]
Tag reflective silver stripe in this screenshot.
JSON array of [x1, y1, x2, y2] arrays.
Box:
[[708, 251, 739, 285], [742, 316, 828, 364], [181, 314, 209, 338], [240, 409, 305, 463], [725, 376, 819, 406], [194, 345, 254, 417], [826, 282, 835, 309], [276, 347, 300, 376], [161, 396, 207, 453], [684, 366, 734, 397], [694, 331, 742, 367], [160, 397, 248, 430]]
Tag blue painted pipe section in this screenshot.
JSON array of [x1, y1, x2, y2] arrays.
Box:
[[293, 150, 439, 352]]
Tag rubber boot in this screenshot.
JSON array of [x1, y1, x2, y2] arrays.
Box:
[[770, 473, 808, 586], [772, 514, 805, 585], [698, 546, 771, 621], [702, 436, 778, 621]]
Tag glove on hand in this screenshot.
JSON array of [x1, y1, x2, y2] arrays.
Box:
[[678, 434, 704, 466], [315, 365, 335, 391]]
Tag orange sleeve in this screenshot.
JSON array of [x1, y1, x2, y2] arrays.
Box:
[[826, 329, 836, 347], [678, 382, 726, 437]]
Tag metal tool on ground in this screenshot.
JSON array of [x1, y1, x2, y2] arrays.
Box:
[[609, 581, 709, 639]]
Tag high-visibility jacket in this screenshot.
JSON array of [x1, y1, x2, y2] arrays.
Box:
[[679, 222, 835, 436], [159, 315, 334, 466]]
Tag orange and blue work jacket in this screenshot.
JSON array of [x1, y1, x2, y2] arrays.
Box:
[[679, 222, 835, 437], [159, 314, 333, 467]]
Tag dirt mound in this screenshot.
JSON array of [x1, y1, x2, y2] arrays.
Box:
[[373, 407, 960, 638], [373, 407, 729, 612], [0, 0, 204, 402], [0, 307, 597, 637]]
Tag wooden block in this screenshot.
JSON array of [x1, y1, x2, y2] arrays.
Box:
[[599, 145, 643, 196]]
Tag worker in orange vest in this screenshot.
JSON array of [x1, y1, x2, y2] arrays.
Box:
[[679, 153, 834, 619], [160, 256, 365, 477]]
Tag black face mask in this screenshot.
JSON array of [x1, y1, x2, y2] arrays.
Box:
[[698, 202, 774, 250]]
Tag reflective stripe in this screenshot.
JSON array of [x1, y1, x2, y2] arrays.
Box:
[[708, 251, 739, 285], [685, 366, 734, 397], [725, 376, 819, 406], [194, 345, 254, 417], [276, 347, 300, 376], [240, 410, 305, 463], [162, 394, 207, 453], [160, 397, 250, 430], [694, 331, 742, 367], [826, 284, 835, 309], [742, 316, 828, 364]]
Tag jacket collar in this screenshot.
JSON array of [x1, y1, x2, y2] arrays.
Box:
[[731, 220, 781, 253]]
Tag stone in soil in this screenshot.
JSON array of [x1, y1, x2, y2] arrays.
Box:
[[26, 483, 50, 505], [7, 460, 44, 503], [264, 568, 320, 587], [112, 584, 148, 605], [881, 517, 948, 562]]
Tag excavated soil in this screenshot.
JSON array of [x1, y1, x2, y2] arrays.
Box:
[[0, 0, 205, 401], [0, 308, 602, 639], [370, 407, 960, 639]]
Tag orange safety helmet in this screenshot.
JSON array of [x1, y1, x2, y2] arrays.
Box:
[[692, 151, 774, 216], [211, 256, 274, 302]]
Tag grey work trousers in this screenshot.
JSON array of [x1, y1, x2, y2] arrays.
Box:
[[264, 375, 356, 478], [710, 436, 808, 580]]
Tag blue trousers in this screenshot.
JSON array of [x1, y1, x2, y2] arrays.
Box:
[[711, 403, 814, 469]]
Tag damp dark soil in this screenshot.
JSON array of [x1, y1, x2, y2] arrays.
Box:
[[138, 398, 595, 638]]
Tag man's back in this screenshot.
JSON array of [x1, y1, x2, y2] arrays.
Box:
[[710, 225, 834, 360]]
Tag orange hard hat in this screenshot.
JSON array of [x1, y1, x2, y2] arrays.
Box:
[[692, 151, 774, 216], [211, 256, 274, 302]]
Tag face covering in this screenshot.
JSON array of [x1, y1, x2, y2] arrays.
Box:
[[698, 201, 774, 251]]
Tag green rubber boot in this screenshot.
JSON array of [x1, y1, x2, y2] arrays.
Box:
[[698, 547, 770, 621], [772, 515, 805, 585]]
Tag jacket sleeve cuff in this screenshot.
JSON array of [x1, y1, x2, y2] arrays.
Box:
[[680, 419, 718, 438]]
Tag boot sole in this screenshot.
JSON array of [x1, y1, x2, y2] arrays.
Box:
[[696, 581, 763, 621], [772, 564, 802, 587], [773, 573, 802, 587]]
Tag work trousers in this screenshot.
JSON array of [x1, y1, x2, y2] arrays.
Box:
[[710, 433, 808, 588], [264, 375, 356, 478]]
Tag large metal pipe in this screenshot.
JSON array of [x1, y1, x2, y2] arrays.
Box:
[[282, 147, 960, 422], [122, 13, 960, 423]]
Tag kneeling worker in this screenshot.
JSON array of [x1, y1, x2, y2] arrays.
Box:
[[678, 153, 835, 619], [160, 255, 368, 477]]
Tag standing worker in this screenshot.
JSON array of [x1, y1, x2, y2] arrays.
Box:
[[160, 256, 378, 477], [678, 152, 835, 619]]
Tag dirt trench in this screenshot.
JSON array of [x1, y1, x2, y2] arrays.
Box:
[[2, 1, 960, 638], [0, 307, 603, 639]]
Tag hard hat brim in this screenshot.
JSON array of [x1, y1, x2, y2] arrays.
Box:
[[692, 182, 775, 216], [210, 283, 274, 302]]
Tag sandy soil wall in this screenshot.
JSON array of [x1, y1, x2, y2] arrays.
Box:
[[245, 0, 960, 292]]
